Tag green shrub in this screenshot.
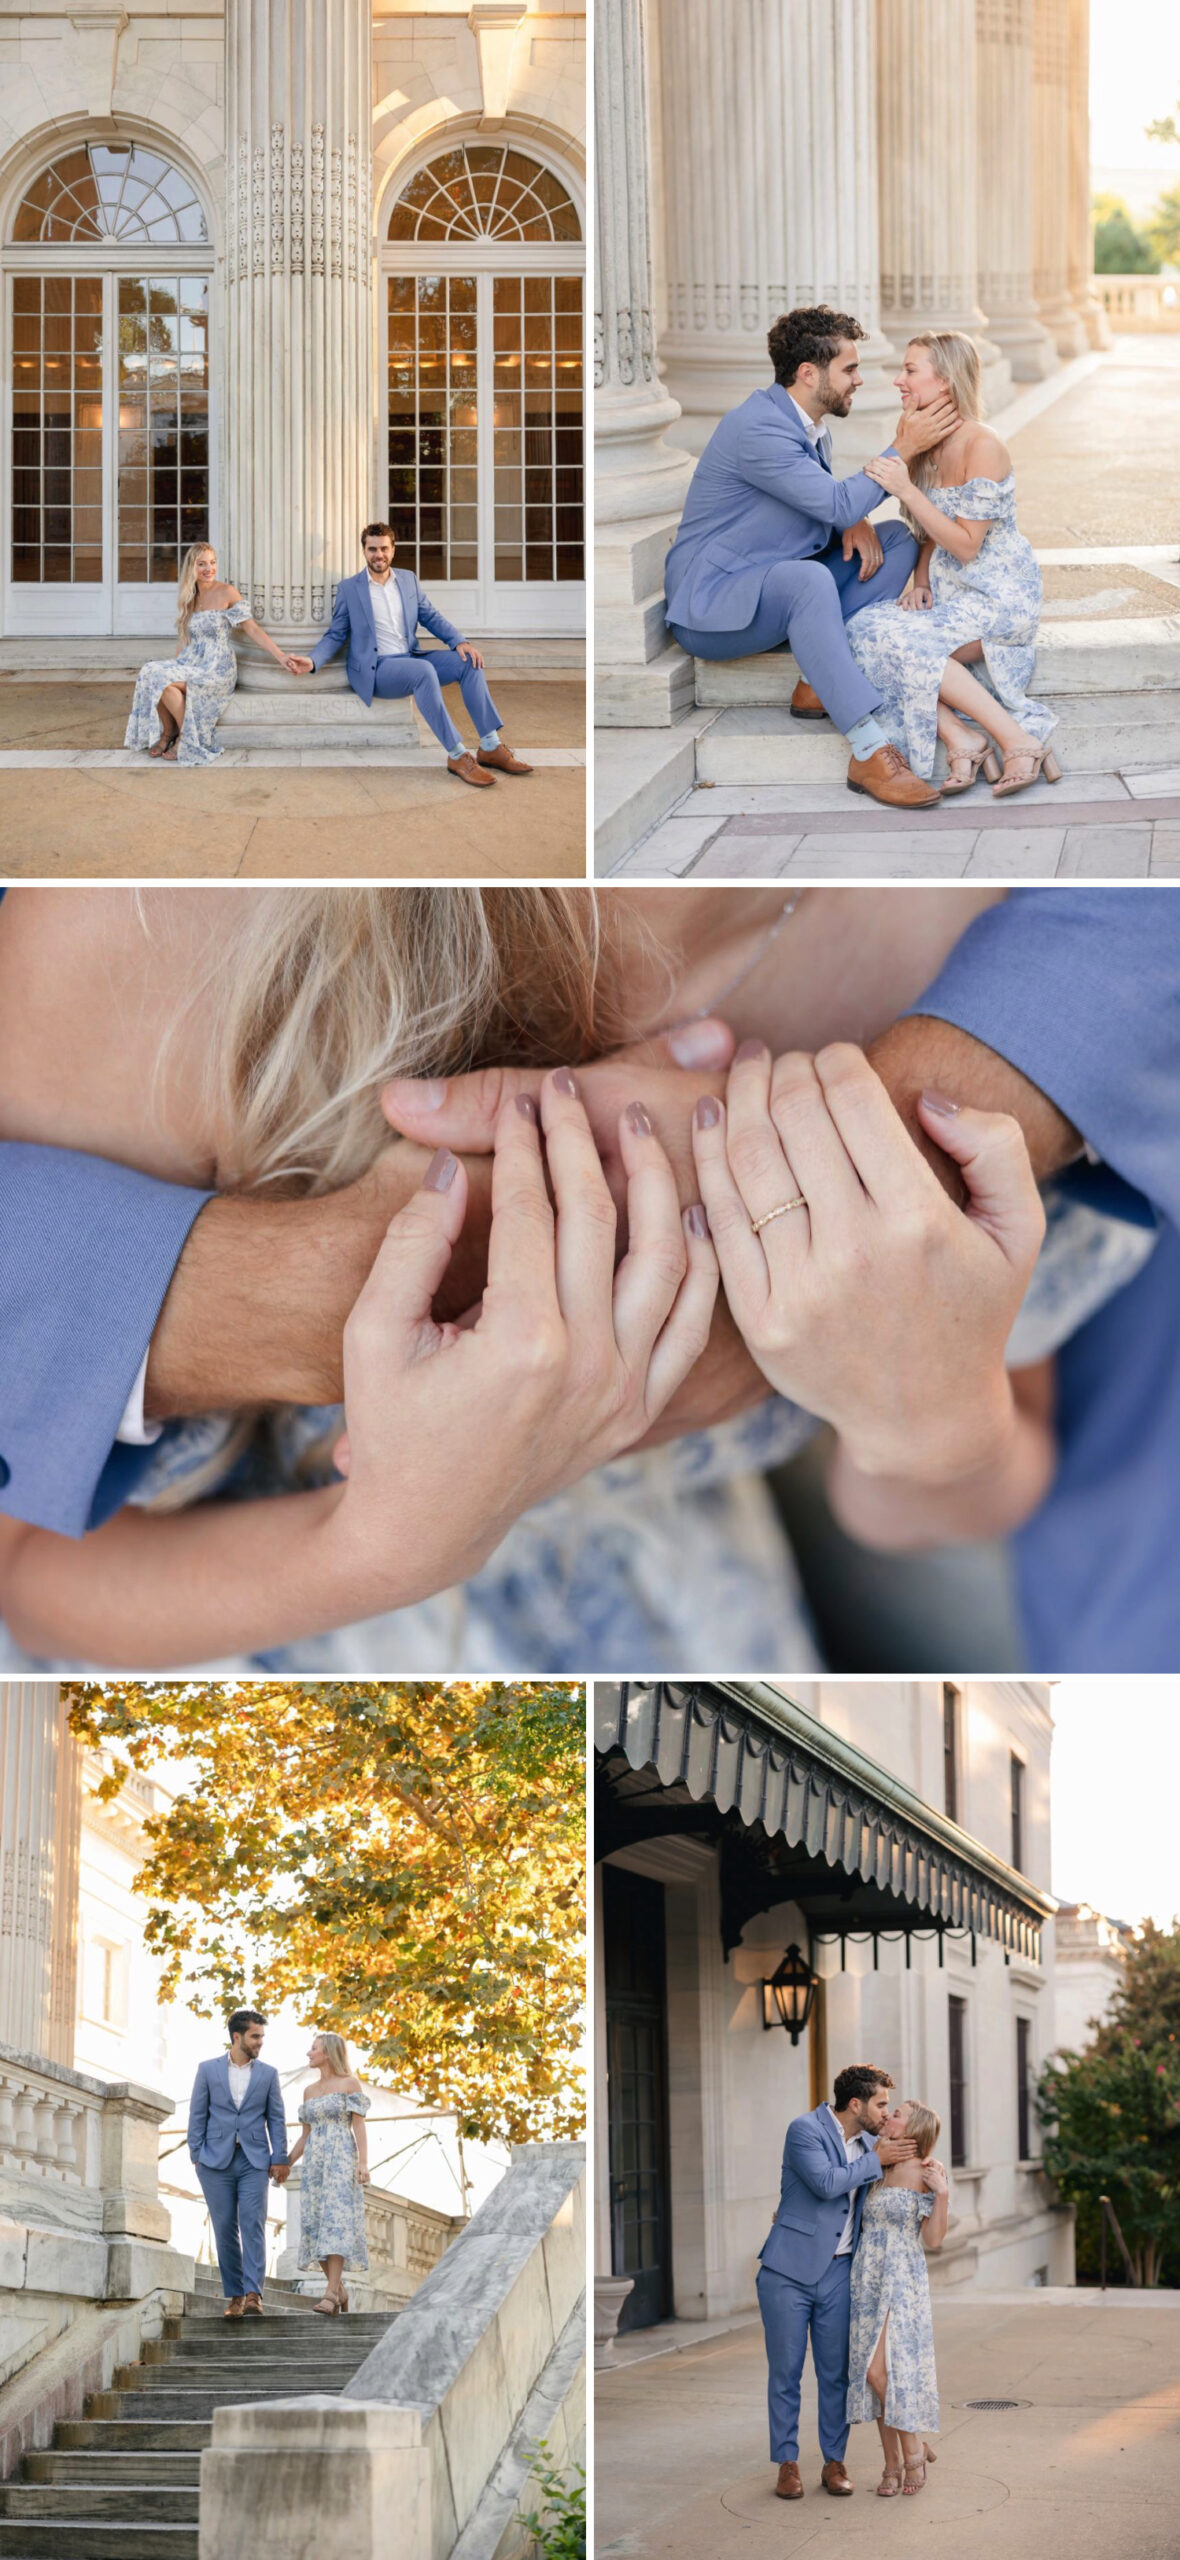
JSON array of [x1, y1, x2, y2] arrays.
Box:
[[524, 2447, 587, 2560]]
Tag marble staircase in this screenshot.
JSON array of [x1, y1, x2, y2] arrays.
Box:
[[0, 2270, 397, 2559]]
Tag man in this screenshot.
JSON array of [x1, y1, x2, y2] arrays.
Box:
[[287, 522, 532, 790], [187, 2009, 289, 2319], [664, 305, 957, 811], [758, 2065, 912, 2499]]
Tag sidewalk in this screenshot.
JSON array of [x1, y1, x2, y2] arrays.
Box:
[[595, 2292, 1180, 2560]]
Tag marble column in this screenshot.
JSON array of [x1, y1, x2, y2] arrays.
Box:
[[1067, 0, 1110, 346], [595, 0, 695, 720], [975, 0, 1057, 380], [1031, 0, 1087, 356], [223, 0, 373, 649], [877, 0, 1010, 410], [0, 1683, 81, 2068], [655, 0, 899, 461]]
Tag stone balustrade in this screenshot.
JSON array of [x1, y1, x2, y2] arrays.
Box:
[[1093, 275, 1180, 331], [0, 2040, 192, 2301], [274, 2169, 461, 2309]]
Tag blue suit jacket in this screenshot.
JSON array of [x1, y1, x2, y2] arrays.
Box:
[[188, 2056, 288, 2172], [664, 384, 895, 633], [308, 568, 466, 705], [759, 2105, 882, 2288]]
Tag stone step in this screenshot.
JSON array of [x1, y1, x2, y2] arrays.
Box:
[[0, 2529, 196, 2559], [88, 2387, 334, 2421], [0, 2485, 198, 2523], [693, 693, 1180, 785], [693, 616, 1180, 708], [24, 2456, 200, 2487], [54, 2425, 210, 2454], [162, 2316, 391, 2351]]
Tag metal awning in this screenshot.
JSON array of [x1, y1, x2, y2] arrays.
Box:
[[596, 1680, 1054, 1963]]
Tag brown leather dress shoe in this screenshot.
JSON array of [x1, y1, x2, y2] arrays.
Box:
[[447, 750, 496, 787], [240, 2292, 264, 2316], [846, 744, 940, 808], [790, 678, 827, 720], [820, 2460, 854, 2496], [223, 2297, 244, 2319], [775, 2461, 804, 2499], [477, 743, 534, 774]]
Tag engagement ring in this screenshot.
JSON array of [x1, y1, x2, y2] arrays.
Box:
[[751, 1196, 808, 1233]]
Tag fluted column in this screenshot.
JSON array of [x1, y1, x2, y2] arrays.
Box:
[[1032, 0, 1087, 356], [656, 0, 898, 461], [595, 0, 695, 719], [1067, 0, 1110, 346], [223, 0, 373, 645], [0, 1684, 81, 2068], [878, 0, 1010, 410], [975, 0, 1057, 380]]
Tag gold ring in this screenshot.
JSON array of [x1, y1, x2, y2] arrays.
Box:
[[751, 1195, 808, 1233]]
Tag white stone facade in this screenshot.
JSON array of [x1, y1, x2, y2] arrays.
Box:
[[596, 1681, 1074, 2331], [0, 1, 586, 642], [1052, 1901, 1135, 2057]]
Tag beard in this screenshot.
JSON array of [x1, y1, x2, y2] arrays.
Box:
[[819, 382, 855, 418]]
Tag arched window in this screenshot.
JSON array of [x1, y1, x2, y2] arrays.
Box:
[[12, 143, 208, 244], [383, 143, 583, 630], [387, 143, 580, 244], [6, 143, 211, 635]]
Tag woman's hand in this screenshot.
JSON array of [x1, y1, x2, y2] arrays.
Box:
[[327, 1069, 719, 1606], [924, 2159, 949, 2195], [864, 453, 913, 501], [690, 1042, 1046, 1486], [901, 582, 933, 612], [357, 2168, 370, 2185]]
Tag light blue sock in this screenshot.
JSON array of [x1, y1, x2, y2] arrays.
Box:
[[478, 728, 501, 750], [845, 713, 888, 758]]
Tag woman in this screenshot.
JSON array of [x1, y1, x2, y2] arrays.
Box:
[[846, 2100, 948, 2496], [0, 886, 1143, 1673], [847, 334, 1060, 798], [282, 2032, 371, 2315], [125, 542, 296, 765]]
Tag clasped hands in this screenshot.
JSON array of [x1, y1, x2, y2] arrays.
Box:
[[269, 2161, 291, 2183]]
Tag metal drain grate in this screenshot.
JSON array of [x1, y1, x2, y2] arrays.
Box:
[[957, 2398, 1033, 2412]]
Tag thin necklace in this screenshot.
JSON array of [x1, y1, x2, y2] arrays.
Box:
[[652, 893, 804, 1037]]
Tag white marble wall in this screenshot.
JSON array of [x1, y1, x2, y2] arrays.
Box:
[[0, 1686, 80, 2069]]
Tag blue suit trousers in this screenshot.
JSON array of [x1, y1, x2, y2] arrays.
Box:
[[195, 2149, 270, 2299], [374, 648, 502, 753], [757, 2253, 852, 2465], [670, 520, 918, 738]]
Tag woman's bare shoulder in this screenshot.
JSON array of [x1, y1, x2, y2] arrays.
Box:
[[962, 425, 1011, 478]]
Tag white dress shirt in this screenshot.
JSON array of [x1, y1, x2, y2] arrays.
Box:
[[116, 1348, 163, 1447], [827, 2104, 868, 2255], [368, 570, 411, 655], [788, 391, 826, 446], [227, 2059, 254, 2110]]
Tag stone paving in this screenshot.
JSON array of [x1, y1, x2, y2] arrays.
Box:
[[595, 2292, 1180, 2560]]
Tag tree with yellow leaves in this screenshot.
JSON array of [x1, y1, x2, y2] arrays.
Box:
[[67, 1681, 584, 2146]]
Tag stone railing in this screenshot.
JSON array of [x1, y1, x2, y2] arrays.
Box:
[[274, 2170, 462, 2309], [0, 2040, 192, 2291], [1092, 273, 1180, 330], [201, 2141, 587, 2560]]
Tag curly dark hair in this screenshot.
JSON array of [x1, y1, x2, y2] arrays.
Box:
[[768, 305, 867, 388], [833, 2062, 894, 2113]]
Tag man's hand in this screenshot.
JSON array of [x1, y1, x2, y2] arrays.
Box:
[[269, 2162, 290, 2183], [841, 518, 884, 581], [876, 2135, 917, 2167], [892, 394, 959, 462], [866, 1015, 1082, 1207], [286, 655, 314, 675], [458, 641, 485, 669]]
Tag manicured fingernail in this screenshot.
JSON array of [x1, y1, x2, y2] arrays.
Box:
[[625, 1101, 653, 1136], [424, 1148, 458, 1192], [515, 1093, 537, 1121], [385, 1076, 446, 1112], [685, 1203, 710, 1239], [920, 1089, 960, 1117], [734, 1038, 767, 1064], [694, 1096, 722, 1130], [551, 1067, 579, 1097], [668, 1019, 730, 1069]]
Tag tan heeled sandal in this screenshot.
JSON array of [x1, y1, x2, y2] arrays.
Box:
[[877, 2467, 904, 2497], [902, 2444, 937, 2495], [991, 741, 1062, 798], [940, 731, 1001, 796], [311, 2289, 343, 2316]]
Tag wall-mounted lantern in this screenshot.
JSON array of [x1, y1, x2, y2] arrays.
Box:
[[761, 1942, 816, 2044]]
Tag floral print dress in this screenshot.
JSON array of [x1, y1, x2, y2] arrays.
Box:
[[847, 473, 1054, 778], [846, 2184, 939, 2434], [296, 2090, 370, 2272], [124, 600, 253, 765]]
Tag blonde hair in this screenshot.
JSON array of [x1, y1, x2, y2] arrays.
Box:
[[177, 542, 216, 645], [181, 889, 644, 1194], [315, 2032, 351, 2078], [901, 332, 985, 535], [901, 2100, 941, 2160]]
